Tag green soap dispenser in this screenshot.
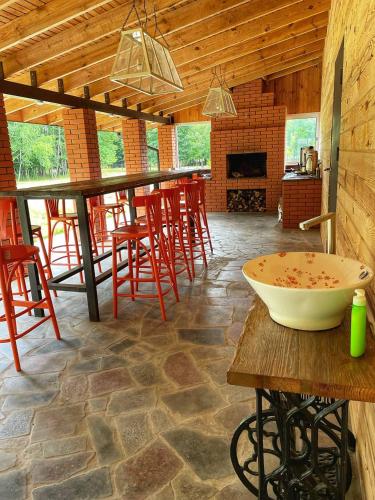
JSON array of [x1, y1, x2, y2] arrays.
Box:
[[350, 289, 367, 358]]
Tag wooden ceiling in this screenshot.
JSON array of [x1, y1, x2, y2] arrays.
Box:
[[0, 0, 330, 131]]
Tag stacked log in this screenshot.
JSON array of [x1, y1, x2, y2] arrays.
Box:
[[227, 189, 266, 212]]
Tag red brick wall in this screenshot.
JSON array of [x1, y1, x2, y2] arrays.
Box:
[[62, 108, 101, 182], [0, 93, 16, 189], [122, 119, 149, 196], [282, 179, 322, 229], [158, 125, 178, 170], [206, 79, 286, 212]]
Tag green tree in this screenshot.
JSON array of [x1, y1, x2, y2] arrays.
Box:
[[146, 127, 159, 171], [285, 118, 317, 163], [98, 130, 124, 169], [176, 123, 210, 167]]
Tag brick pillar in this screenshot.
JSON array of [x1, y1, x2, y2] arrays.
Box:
[[62, 108, 101, 182], [158, 124, 178, 170], [0, 93, 16, 189], [122, 119, 149, 196]]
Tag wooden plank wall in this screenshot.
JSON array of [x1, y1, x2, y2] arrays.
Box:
[[264, 64, 322, 114], [319, 0, 375, 497]]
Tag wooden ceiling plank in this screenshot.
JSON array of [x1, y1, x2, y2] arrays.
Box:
[[266, 58, 322, 80], [0, 0, 114, 52], [0, 0, 252, 77], [0, 1, 18, 9]]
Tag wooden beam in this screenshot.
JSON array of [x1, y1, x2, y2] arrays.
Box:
[[0, 1, 17, 9], [3, 6, 328, 117], [0, 79, 171, 124], [266, 58, 322, 80], [0, 0, 114, 52]]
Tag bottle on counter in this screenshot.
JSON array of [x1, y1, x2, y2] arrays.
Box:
[[350, 289, 367, 358]]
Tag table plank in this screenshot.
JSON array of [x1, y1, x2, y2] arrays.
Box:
[[0, 168, 210, 199], [227, 296, 375, 403]]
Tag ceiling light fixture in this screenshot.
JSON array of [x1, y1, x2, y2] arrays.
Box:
[[202, 67, 237, 118], [110, 1, 183, 96]]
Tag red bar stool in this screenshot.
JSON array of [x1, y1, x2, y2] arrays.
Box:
[[89, 197, 127, 254], [180, 182, 208, 277], [193, 177, 213, 253], [0, 244, 61, 372], [159, 187, 192, 282], [116, 190, 129, 208], [111, 192, 178, 321], [45, 199, 82, 273]]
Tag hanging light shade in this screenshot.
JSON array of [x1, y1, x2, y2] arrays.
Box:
[[110, 27, 183, 96], [202, 86, 237, 118]]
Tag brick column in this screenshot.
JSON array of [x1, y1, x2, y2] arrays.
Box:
[[158, 124, 178, 170], [62, 108, 101, 182], [0, 93, 16, 189], [122, 119, 149, 196]]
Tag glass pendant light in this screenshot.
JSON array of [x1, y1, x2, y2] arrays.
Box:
[[202, 67, 237, 118], [110, 1, 183, 96]]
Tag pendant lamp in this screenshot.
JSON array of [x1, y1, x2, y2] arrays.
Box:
[[110, 2, 183, 96], [202, 68, 237, 118]]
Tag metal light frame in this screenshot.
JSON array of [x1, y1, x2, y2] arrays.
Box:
[[110, 2, 183, 96], [202, 67, 237, 118]]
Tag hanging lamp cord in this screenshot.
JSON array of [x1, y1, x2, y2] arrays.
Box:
[[121, 0, 145, 31]]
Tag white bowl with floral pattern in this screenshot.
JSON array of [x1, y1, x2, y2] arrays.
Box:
[[243, 252, 373, 331]]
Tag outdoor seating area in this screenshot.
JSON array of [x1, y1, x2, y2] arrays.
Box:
[[0, 0, 375, 498]]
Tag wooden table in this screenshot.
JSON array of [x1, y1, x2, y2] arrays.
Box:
[[228, 297, 375, 499], [0, 168, 209, 321]]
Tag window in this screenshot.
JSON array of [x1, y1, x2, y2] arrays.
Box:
[[285, 113, 319, 164], [177, 122, 211, 168], [98, 130, 124, 177], [146, 128, 159, 171]]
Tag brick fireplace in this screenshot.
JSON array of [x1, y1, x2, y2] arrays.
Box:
[[206, 79, 286, 212]]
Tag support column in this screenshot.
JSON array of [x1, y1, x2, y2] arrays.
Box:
[[0, 93, 16, 189], [62, 108, 101, 182], [158, 124, 178, 170], [122, 119, 149, 196]]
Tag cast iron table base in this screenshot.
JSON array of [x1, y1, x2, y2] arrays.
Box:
[[230, 389, 355, 499]]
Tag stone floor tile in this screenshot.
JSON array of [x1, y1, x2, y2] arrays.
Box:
[[115, 439, 183, 499], [31, 404, 85, 442], [107, 387, 156, 416], [163, 352, 204, 387], [0, 451, 17, 472], [69, 358, 101, 375], [61, 376, 88, 402], [163, 427, 233, 480], [214, 402, 256, 432], [32, 467, 112, 500], [0, 469, 27, 500], [2, 390, 57, 411], [30, 451, 94, 484], [178, 328, 225, 345], [204, 359, 231, 386], [43, 436, 87, 458], [150, 408, 174, 434], [153, 483, 175, 500], [171, 471, 218, 499], [87, 415, 121, 465], [108, 338, 136, 354], [194, 307, 233, 327], [215, 482, 251, 499], [88, 397, 108, 413], [0, 373, 59, 395], [116, 412, 152, 455], [130, 361, 165, 386], [162, 385, 225, 418], [0, 409, 33, 439], [88, 367, 133, 396]]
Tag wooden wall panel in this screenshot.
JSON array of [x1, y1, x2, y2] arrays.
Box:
[[173, 103, 208, 123], [319, 0, 375, 497], [264, 63, 322, 113]]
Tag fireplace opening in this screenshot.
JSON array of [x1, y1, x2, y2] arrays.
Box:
[[227, 152, 267, 178], [227, 189, 266, 212]]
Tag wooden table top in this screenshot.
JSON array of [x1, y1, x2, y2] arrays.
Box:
[[227, 296, 375, 403], [0, 168, 210, 199]]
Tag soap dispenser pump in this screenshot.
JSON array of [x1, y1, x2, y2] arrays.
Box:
[[350, 289, 367, 358]]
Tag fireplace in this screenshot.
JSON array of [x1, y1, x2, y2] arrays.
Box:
[[227, 152, 267, 179], [227, 189, 266, 212]]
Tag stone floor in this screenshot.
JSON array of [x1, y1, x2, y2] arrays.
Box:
[[0, 213, 362, 499]]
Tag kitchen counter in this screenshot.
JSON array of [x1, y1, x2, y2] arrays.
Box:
[[282, 172, 322, 228]]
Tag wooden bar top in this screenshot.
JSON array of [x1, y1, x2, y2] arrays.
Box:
[[227, 296, 375, 403], [0, 168, 210, 199]]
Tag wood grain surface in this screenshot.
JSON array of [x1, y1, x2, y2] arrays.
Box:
[[228, 296, 375, 403]]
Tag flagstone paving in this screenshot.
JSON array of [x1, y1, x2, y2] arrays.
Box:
[[0, 213, 361, 499]]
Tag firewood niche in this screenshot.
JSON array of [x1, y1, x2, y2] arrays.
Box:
[[227, 189, 266, 212]]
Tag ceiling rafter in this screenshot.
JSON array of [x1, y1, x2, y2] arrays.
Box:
[[0, 0, 114, 52], [5, 18, 328, 121]]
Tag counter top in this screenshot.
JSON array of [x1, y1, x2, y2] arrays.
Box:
[[227, 296, 375, 402], [282, 172, 321, 182]]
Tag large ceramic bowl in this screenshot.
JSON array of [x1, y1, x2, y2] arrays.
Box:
[[243, 252, 374, 331]]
